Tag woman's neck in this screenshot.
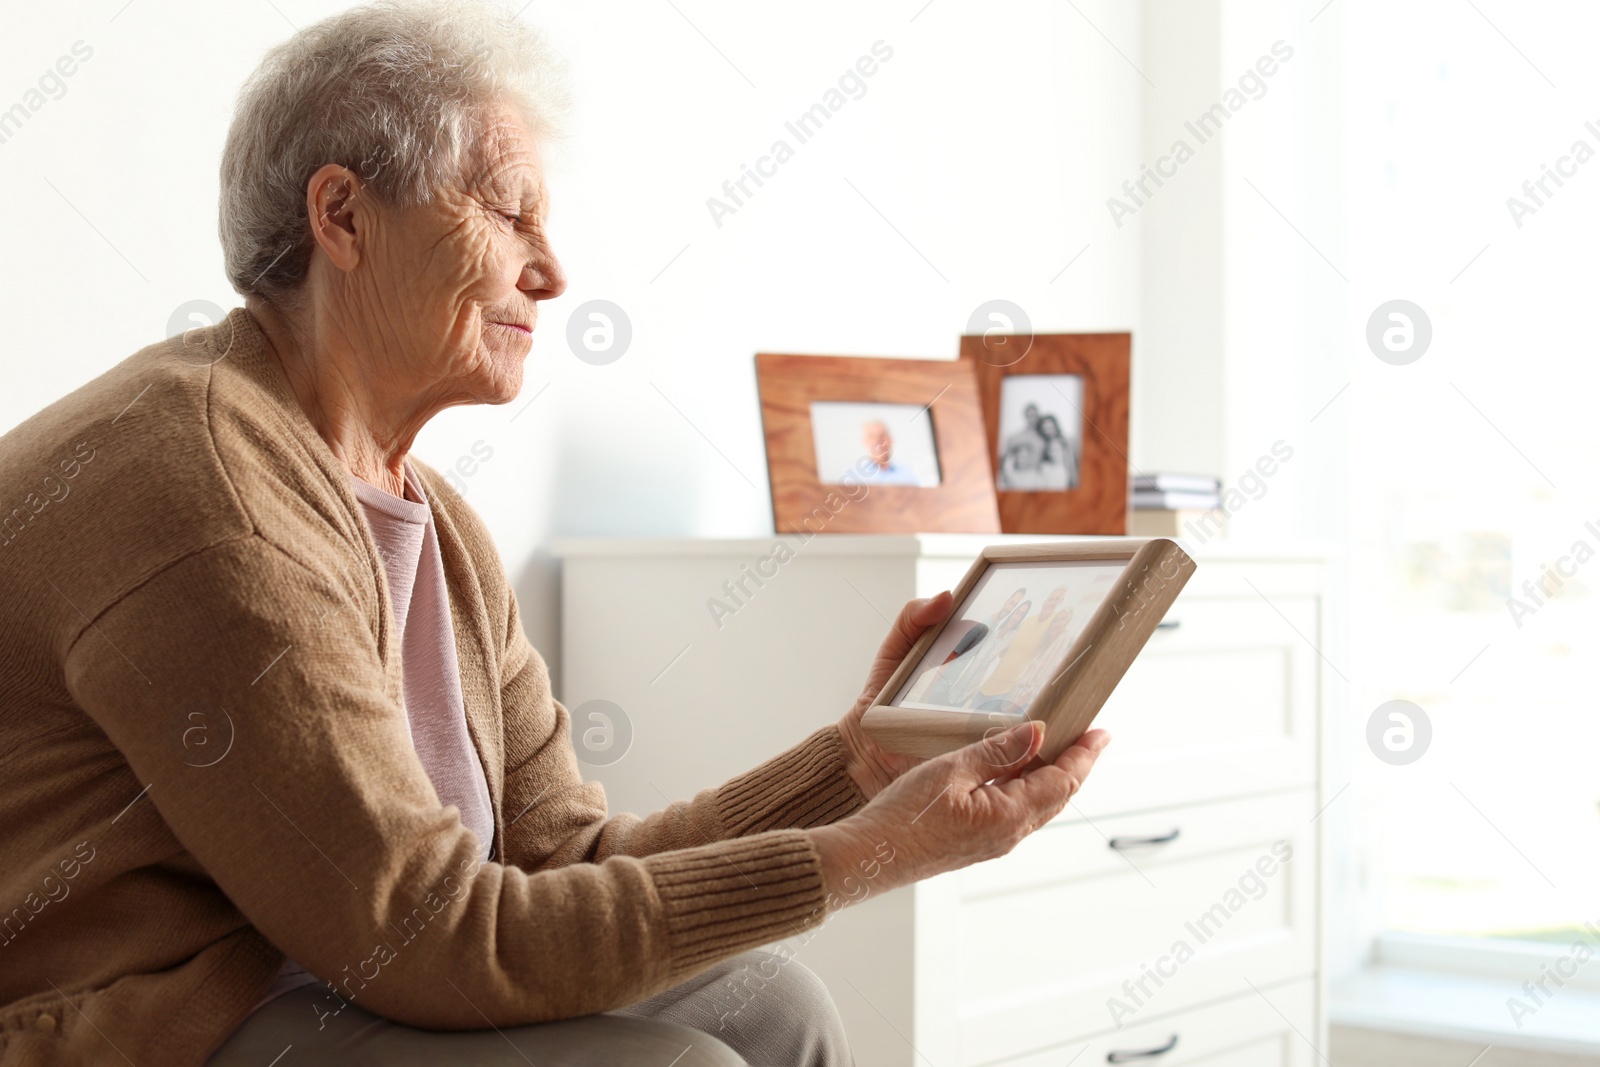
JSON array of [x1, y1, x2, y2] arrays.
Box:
[[246, 296, 424, 498]]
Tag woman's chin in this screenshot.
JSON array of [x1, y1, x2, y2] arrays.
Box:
[[467, 341, 533, 405]]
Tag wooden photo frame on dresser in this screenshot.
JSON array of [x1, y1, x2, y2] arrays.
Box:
[[959, 331, 1131, 535], [860, 538, 1195, 765], [755, 353, 1001, 534]]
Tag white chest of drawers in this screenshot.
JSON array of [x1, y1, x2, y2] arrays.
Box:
[[554, 534, 1329, 1067]]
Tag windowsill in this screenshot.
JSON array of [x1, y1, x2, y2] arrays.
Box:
[[1330, 934, 1600, 1058]]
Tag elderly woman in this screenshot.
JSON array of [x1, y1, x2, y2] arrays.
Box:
[[0, 4, 1108, 1065]]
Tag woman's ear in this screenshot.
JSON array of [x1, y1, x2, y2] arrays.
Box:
[[304, 163, 364, 273]]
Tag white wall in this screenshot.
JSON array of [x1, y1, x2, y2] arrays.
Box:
[[1137, 0, 1348, 541], [1136, 0, 1228, 478], [0, 0, 1145, 672]]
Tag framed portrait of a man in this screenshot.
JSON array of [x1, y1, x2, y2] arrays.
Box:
[[755, 353, 1000, 534]]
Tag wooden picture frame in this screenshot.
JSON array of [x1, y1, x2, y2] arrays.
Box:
[[959, 332, 1131, 535], [755, 353, 1000, 534], [860, 538, 1194, 765]]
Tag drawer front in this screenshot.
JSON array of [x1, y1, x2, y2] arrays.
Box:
[[947, 790, 1317, 1064], [1074, 569, 1321, 813], [987, 978, 1318, 1067]]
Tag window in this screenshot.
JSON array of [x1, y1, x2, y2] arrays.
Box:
[[1344, 0, 1600, 944]]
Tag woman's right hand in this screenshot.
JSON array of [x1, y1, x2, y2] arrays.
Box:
[[809, 721, 1111, 908]]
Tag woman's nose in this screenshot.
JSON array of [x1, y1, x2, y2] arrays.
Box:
[[523, 247, 567, 301]]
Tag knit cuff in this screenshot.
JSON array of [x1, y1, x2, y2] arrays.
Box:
[[646, 830, 828, 977], [715, 725, 866, 838]]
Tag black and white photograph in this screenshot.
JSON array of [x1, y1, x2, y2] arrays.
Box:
[[808, 400, 941, 488], [995, 374, 1083, 492]]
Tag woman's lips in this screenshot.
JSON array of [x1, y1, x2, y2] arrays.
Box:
[[488, 321, 532, 336]]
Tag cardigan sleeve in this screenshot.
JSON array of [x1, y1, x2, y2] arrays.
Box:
[[63, 536, 834, 1028], [496, 589, 867, 873]]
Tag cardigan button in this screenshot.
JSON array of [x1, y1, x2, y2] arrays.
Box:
[[35, 1012, 57, 1032]]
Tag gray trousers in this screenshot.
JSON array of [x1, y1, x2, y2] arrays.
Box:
[[207, 950, 852, 1067]]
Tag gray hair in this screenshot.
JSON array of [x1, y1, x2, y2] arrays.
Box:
[[219, 0, 568, 299]]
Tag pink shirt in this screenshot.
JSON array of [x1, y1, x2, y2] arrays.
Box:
[[250, 462, 495, 1012], [349, 463, 495, 855]]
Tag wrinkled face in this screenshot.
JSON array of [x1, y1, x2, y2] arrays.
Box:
[[350, 101, 566, 408], [862, 421, 894, 467]]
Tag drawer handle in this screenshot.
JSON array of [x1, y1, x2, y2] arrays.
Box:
[[1107, 1034, 1178, 1062], [1108, 828, 1181, 850], [1155, 619, 1181, 630]]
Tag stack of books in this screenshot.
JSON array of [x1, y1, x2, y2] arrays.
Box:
[[1128, 473, 1224, 538]]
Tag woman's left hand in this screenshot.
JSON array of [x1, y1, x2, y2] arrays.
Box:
[[837, 591, 955, 800]]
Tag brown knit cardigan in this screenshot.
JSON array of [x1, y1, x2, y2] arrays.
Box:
[[0, 309, 865, 1066]]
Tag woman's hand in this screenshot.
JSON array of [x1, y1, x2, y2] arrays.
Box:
[[836, 591, 955, 799], [812, 722, 1111, 907]]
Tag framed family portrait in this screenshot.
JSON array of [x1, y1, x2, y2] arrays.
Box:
[[755, 353, 1001, 534], [959, 332, 1131, 535], [860, 539, 1195, 764]]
